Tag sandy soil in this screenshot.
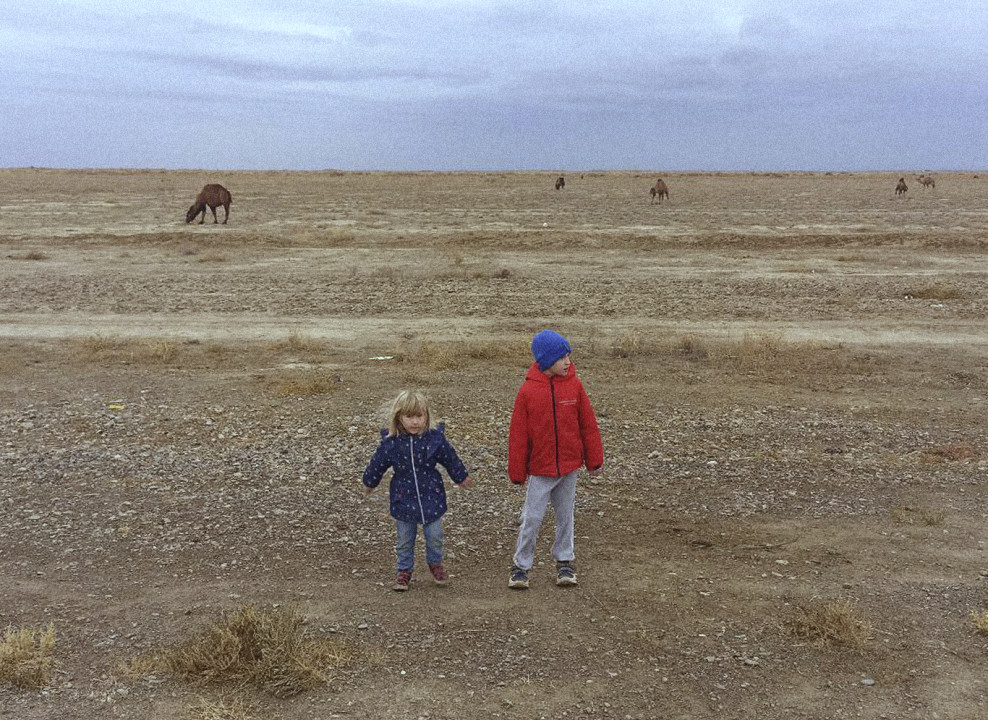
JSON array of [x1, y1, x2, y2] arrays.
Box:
[[1, 169, 986, 719]]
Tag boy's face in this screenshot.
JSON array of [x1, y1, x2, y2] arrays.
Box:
[[543, 354, 571, 377], [399, 413, 427, 435]]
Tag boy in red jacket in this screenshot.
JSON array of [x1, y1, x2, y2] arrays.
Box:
[[508, 329, 603, 589]]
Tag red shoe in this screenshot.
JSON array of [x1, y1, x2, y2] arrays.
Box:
[[429, 563, 449, 586], [393, 570, 412, 591]]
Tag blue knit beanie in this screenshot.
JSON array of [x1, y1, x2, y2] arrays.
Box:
[[531, 329, 572, 371]]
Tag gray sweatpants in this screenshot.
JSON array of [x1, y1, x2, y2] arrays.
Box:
[[512, 471, 578, 571]]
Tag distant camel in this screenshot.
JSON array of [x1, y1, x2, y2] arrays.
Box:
[[649, 178, 669, 203], [916, 174, 936, 189], [895, 178, 908, 196], [186, 184, 232, 224], [555, 176, 565, 190]]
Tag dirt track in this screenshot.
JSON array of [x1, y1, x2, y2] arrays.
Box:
[[1, 169, 986, 719]]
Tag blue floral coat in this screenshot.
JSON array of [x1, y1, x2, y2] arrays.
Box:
[[362, 424, 469, 524]]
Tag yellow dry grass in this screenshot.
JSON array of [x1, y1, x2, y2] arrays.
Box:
[[0, 623, 56, 690], [890, 506, 947, 526], [921, 442, 980, 463], [591, 330, 878, 380], [902, 283, 966, 300], [722, 333, 886, 378], [10, 250, 49, 261], [609, 329, 648, 359], [673, 334, 710, 360], [271, 370, 341, 396], [197, 251, 229, 263], [268, 330, 328, 355], [405, 338, 527, 370], [78, 335, 179, 364], [790, 597, 871, 649], [135, 604, 352, 698], [971, 610, 988, 636]]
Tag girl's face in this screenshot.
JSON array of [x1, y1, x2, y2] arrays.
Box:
[[399, 412, 427, 435]]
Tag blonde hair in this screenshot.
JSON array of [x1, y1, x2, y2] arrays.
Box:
[[388, 390, 432, 436]]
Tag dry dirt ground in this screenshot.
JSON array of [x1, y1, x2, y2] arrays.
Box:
[[1, 169, 987, 719]]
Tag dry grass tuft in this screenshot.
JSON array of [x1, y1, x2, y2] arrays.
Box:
[[790, 597, 871, 649], [406, 338, 526, 370], [205, 341, 231, 357], [77, 335, 180, 365], [269, 330, 327, 355], [723, 333, 881, 378], [596, 330, 858, 372], [902, 283, 966, 300], [142, 340, 179, 364], [0, 350, 18, 378], [316, 227, 358, 245], [919, 509, 947, 526], [609, 329, 650, 359], [889, 506, 910, 525], [586, 329, 882, 377], [890, 506, 947, 526], [79, 334, 118, 357], [971, 610, 988, 636], [921, 442, 979, 463], [10, 250, 49, 261], [674, 334, 709, 360], [409, 341, 457, 370], [0, 623, 56, 690], [138, 604, 352, 697], [272, 370, 341, 396], [729, 333, 807, 372]]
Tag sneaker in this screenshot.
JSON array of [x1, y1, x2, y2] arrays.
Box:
[[508, 565, 529, 589], [429, 563, 449, 586], [393, 569, 412, 592], [556, 561, 577, 587]]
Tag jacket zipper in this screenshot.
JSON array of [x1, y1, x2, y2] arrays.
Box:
[[550, 380, 560, 475], [409, 435, 426, 524]]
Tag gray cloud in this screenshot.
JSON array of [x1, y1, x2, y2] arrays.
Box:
[[2, 0, 986, 169]]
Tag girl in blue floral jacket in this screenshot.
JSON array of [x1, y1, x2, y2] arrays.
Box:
[[362, 390, 473, 591]]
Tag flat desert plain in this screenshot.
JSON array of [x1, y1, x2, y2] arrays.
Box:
[[1, 169, 986, 719]]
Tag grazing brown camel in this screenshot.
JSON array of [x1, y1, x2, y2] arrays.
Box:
[[916, 174, 936, 189], [186, 184, 232, 224], [895, 178, 908, 196], [649, 178, 669, 202], [555, 176, 565, 190]]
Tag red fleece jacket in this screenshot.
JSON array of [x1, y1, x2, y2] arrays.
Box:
[[508, 362, 604, 484]]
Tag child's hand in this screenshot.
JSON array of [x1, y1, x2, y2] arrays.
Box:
[[363, 484, 376, 496], [459, 476, 474, 489]]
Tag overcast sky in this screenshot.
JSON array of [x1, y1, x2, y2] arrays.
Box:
[[3, 1, 987, 171]]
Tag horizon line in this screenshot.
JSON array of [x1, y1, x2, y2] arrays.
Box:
[[2, 166, 980, 175]]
